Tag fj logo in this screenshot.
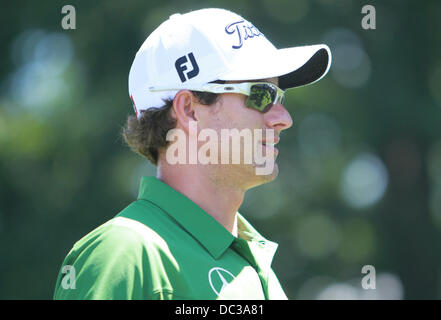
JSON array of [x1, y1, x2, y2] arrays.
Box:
[[175, 52, 199, 82]]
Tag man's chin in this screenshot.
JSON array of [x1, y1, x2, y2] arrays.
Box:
[[210, 161, 279, 190], [249, 161, 279, 187]]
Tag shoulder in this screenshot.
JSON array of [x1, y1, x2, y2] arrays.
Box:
[[54, 201, 180, 299], [68, 200, 174, 262]]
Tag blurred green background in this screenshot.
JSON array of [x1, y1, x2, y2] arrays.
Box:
[[1, 0, 441, 299]]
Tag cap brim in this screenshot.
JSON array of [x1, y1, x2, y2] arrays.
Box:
[[218, 44, 331, 90]]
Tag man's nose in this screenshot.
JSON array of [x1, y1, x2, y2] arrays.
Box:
[[264, 103, 293, 132]]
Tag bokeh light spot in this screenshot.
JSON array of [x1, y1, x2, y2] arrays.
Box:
[[340, 153, 389, 209]]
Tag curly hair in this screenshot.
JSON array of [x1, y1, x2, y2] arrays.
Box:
[[122, 90, 222, 165]]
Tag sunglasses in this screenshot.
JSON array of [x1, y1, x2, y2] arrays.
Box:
[[149, 82, 285, 113]]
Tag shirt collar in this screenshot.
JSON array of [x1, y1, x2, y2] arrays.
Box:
[[237, 214, 279, 269], [138, 176, 234, 259], [137, 176, 278, 263]]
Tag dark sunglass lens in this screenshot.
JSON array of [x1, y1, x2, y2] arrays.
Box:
[[247, 84, 277, 112], [262, 103, 274, 113]]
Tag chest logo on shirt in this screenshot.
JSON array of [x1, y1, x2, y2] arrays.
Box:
[[208, 267, 235, 296]]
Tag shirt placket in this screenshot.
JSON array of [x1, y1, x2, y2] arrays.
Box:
[[231, 237, 270, 300]]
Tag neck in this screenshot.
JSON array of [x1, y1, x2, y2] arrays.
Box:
[[157, 161, 244, 237]]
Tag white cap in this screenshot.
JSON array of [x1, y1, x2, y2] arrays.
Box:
[[129, 8, 331, 117]]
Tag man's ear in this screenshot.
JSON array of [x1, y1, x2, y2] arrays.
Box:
[[172, 90, 198, 133]]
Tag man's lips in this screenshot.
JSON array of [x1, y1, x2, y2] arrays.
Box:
[[261, 137, 280, 146], [260, 137, 280, 156]]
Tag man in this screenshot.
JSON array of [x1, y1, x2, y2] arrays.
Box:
[[54, 8, 331, 300]]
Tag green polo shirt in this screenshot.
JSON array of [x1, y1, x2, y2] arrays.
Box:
[[53, 176, 288, 300]]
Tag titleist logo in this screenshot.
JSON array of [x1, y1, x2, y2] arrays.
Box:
[[225, 20, 263, 49]]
